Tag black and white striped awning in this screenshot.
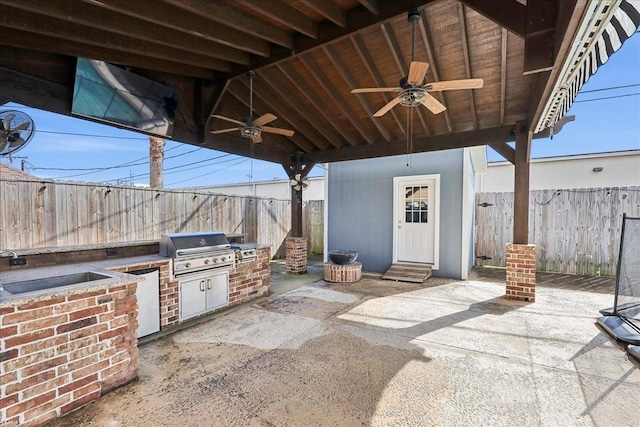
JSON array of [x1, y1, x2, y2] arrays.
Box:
[[535, 0, 640, 133]]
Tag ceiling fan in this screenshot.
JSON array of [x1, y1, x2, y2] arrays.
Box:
[[351, 9, 484, 117], [211, 70, 294, 143]]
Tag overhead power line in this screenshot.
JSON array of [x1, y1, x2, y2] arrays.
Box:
[[574, 92, 640, 103], [102, 155, 242, 183], [167, 158, 250, 187], [579, 83, 640, 94]]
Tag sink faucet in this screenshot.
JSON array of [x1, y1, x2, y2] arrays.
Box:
[[0, 250, 18, 258], [0, 250, 19, 292]]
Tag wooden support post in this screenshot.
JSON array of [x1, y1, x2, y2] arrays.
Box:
[[513, 120, 531, 244], [291, 184, 303, 238], [149, 136, 164, 189], [282, 156, 315, 238]]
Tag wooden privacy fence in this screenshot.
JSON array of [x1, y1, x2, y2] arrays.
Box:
[[475, 187, 640, 276], [0, 179, 324, 258]]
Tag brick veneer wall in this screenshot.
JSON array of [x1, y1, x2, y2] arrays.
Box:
[[0, 283, 138, 427], [229, 247, 271, 306], [506, 244, 537, 302], [286, 237, 307, 274], [110, 261, 178, 331], [114, 249, 271, 329]]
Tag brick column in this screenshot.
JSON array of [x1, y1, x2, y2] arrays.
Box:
[[286, 237, 307, 274], [506, 244, 537, 302]]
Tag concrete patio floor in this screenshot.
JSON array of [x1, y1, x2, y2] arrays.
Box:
[[47, 259, 638, 426]]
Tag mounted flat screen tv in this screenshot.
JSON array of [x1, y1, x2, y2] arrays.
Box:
[[72, 58, 178, 138]]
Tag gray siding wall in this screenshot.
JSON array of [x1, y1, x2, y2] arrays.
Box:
[[466, 153, 477, 275], [328, 150, 464, 278]]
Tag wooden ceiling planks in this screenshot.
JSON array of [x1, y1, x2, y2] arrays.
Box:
[[276, 61, 360, 147], [0, 0, 588, 168], [164, 0, 294, 49]]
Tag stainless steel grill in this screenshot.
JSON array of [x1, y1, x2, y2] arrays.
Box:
[[230, 243, 258, 263], [160, 232, 235, 278]]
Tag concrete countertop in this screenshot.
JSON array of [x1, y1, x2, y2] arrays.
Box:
[[3, 240, 159, 257], [0, 254, 168, 307]]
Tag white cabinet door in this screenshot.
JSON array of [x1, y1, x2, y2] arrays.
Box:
[[179, 275, 207, 320], [134, 269, 160, 338], [205, 271, 229, 311]]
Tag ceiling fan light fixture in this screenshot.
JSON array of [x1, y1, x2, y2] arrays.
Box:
[[398, 88, 427, 107], [240, 125, 261, 139]]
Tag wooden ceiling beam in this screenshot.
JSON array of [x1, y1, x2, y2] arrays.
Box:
[[489, 142, 515, 164], [0, 28, 217, 79], [358, 0, 380, 15], [235, 0, 318, 38], [500, 28, 508, 125], [294, 0, 438, 52], [0, 0, 250, 65], [458, 0, 526, 38], [164, 0, 293, 49], [303, 125, 516, 164], [300, 0, 347, 28], [244, 0, 439, 75], [300, 54, 375, 145], [457, 4, 479, 130], [351, 34, 406, 137], [82, 0, 271, 57], [323, 45, 391, 142], [418, 10, 453, 133], [202, 132, 291, 165], [0, 7, 231, 72], [523, 0, 559, 74], [205, 79, 231, 129], [526, 0, 586, 132], [239, 77, 330, 151], [276, 61, 359, 147], [381, 22, 433, 137], [258, 69, 342, 149], [225, 83, 308, 153], [0, 66, 71, 116]]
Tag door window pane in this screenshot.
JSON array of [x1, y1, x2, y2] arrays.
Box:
[[404, 185, 428, 223]]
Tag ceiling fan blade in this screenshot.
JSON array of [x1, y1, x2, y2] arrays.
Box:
[[211, 127, 241, 134], [251, 134, 263, 143], [253, 113, 277, 126], [12, 122, 30, 132], [261, 126, 294, 137], [3, 114, 15, 131], [0, 137, 7, 152], [351, 87, 399, 94], [8, 137, 25, 147], [373, 96, 400, 117], [420, 93, 446, 114], [408, 61, 429, 85], [426, 78, 484, 91], [211, 114, 245, 126]]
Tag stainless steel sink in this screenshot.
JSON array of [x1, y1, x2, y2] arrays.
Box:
[[3, 272, 112, 295]]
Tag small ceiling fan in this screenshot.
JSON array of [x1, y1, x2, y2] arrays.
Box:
[[1, 110, 36, 157], [211, 70, 294, 143], [351, 9, 484, 117]]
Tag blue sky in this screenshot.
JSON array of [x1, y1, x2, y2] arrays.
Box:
[[1, 34, 638, 188]]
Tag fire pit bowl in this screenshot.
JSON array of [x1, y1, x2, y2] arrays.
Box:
[[329, 250, 358, 265]]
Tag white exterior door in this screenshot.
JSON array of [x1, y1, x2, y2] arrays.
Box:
[[394, 175, 439, 267]]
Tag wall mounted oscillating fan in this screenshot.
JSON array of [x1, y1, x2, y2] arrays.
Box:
[[290, 174, 309, 191], [0, 110, 35, 156]]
